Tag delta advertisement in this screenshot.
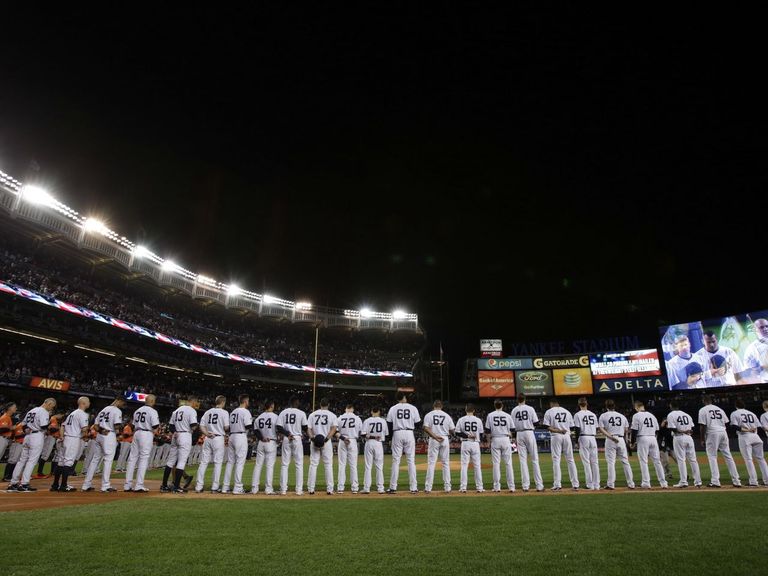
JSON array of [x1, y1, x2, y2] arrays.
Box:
[[589, 349, 667, 394]]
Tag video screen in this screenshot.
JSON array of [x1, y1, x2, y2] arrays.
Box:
[[589, 349, 662, 379], [123, 391, 148, 402], [660, 310, 768, 390], [552, 367, 593, 395]]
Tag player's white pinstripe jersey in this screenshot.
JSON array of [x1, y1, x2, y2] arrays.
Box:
[[170, 405, 198, 433], [484, 410, 513, 437], [229, 407, 252, 434], [200, 408, 228, 436]]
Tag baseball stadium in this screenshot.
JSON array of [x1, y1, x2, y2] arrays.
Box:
[[2, 8, 766, 576]]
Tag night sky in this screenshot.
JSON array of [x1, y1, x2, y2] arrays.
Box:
[[1, 7, 764, 371]]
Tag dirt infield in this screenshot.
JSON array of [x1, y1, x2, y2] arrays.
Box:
[[2, 474, 764, 512]]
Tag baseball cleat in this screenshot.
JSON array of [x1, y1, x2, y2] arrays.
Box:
[[159, 485, 171, 493], [124, 487, 133, 492], [536, 488, 544, 492], [604, 486, 614, 490], [551, 487, 561, 492], [410, 490, 418, 494], [279, 491, 287, 496], [707, 483, 721, 488], [60, 486, 77, 492], [6, 484, 19, 492], [19, 485, 36, 492], [265, 490, 275, 495], [572, 487, 580, 491], [295, 491, 304, 496], [748, 483, 760, 487], [386, 489, 397, 494], [211, 488, 222, 494], [351, 491, 358, 494], [459, 489, 467, 493], [509, 488, 516, 493], [492, 489, 501, 493], [476, 488, 485, 493], [101, 487, 117, 492], [82, 487, 95, 492], [732, 483, 742, 488], [308, 491, 315, 495], [377, 490, 385, 494], [424, 490, 431, 494], [360, 490, 370, 494], [50, 486, 60, 492], [326, 491, 334, 495], [133, 488, 149, 493], [175, 488, 188, 494], [673, 483, 688, 488]]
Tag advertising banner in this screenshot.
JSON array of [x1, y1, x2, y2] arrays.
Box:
[[478, 370, 515, 397], [514, 370, 553, 396], [29, 376, 71, 392]]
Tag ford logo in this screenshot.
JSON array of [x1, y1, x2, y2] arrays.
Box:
[[520, 372, 547, 382]]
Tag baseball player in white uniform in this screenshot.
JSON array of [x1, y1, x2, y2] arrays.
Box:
[[361, 407, 388, 494], [307, 398, 338, 495], [692, 331, 744, 385], [744, 318, 768, 382], [543, 399, 579, 491], [730, 398, 768, 487], [698, 395, 741, 488], [252, 400, 278, 494], [222, 394, 253, 495], [484, 399, 516, 492], [630, 401, 668, 489], [277, 396, 308, 496], [573, 398, 600, 490], [761, 400, 768, 441], [161, 398, 199, 493], [194, 395, 229, 493], [597, 399, 634, 490], [50, 397, 89, 492], [335, 403, 363, 494], [123, 395, 161, 493], [0, 403, 17, 467], [8, 398, 56, 491], [511, 394, 544, 492], [386, 392, 421, 494], [422, 399, 455, 493], [665, 400, 701, 488], [82, 397, 126, 492], [665, 335, 695, 388], [455, 404, 484, 493]]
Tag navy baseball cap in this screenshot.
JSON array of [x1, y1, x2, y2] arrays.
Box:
[[711, 355, 726, 368], [685, 362, 703, 376]]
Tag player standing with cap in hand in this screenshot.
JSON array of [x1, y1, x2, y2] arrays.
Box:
[[598, 400, 634, 490], [7, 398, 57, 492], [730, 398, 768, 487], [698, 395, 741, 488], [573, 397, 600, 491], [277, 396, 308, 496], [335, 403, 363, 494], [306, 398, 337, 495], [455, 404, 484, 493], [361, 407, 388, 494], [484, 399, 516, 492], [630, 401, 668, 489], [511, 394, 544, 492], [665, 400, 701, 488], [82, 396, 125, 493], [543, 399, 579, 491], [161, 397, 199, 493], [51, 397, 89, 492], [422, 399, 455, 494], [252, 400, 279, 494], [222, 394, 252, 495], [193, 395, 229, 493], [386, 391, 421, 494]]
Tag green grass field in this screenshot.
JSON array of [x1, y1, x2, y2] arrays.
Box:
[[4, 453, 766, 576]]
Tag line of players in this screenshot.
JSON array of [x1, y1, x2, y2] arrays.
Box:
[[3, 390, 768, 494]]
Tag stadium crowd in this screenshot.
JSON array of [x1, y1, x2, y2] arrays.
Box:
[[0, 241, 423, 372]]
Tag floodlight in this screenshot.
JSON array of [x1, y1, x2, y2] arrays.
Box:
[[295, 301, 312, 310], [393, 310, 407, 320], [263, 294, 277, 304], [133, 245, 152, 259], [227, 284, 242, 297], [161, 259, 178, 272], [83, 217, 108, 235], [360, 308, 374, 318], [21, 185, 55, 206]]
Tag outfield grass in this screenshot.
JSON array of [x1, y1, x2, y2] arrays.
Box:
[[4, 492, 766, 576], [75, 451, 761, 490]]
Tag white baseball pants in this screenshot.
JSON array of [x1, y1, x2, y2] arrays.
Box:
[[578, 436, 600, 489], [460, 441, 483, 491], [222, 434, 249, 493], [516, 430, 543, 490], [490, 437, 515, 490], [363, 440, 384, 492], [389, 430, 417, 491], [738, 432, 768, 486], [308, 439, 334, 493], [672, 434, 701, 486], [424, 437, 451, 491], [705, 430, 740, 486], [550, 433, 580, 489], [636, 435, 667, 488], [125, 430, 155, 490], [195, 435, 225, 491], [280, 437, 304, 494], [337, 438, 359, 492], [252, 439, 277, 493], [82, 433, 118, 491], [10, 432, 45, 485], [604, 437, 634, 488], [166, 432, 192, 471]]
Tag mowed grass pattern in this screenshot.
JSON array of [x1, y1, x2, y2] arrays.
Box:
[[4, 492, 766, 576]]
